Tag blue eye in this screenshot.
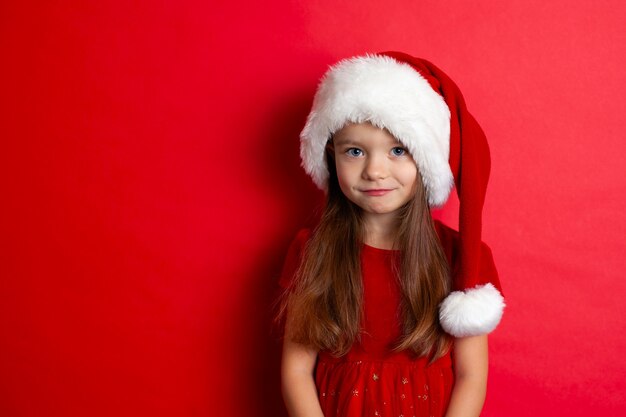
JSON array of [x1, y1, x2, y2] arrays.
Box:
[[392, 147, 406, 156], [346, 148, 363, 157]]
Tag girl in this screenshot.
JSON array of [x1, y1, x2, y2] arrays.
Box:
[[274, 51, 506, 417]]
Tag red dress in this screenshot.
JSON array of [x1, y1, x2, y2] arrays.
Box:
[[279, 221, 470, 417]]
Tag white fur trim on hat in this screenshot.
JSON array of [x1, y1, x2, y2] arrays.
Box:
[[438, 283, 506, 337], [300, 53, 454, 207]]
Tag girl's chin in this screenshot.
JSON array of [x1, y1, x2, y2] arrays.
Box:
[[361, 207, 402, 216]]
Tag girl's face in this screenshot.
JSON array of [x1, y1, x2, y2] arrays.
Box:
[[331, 122, 419, 225]]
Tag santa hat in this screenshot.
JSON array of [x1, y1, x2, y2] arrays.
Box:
[[299, 51, 505, 337]]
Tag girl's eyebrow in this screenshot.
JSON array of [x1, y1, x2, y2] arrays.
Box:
[[334, 137, 402, 147], [333, 138, 360, 146]]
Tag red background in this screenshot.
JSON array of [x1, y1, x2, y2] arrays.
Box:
[[1, 1, 625, 416]]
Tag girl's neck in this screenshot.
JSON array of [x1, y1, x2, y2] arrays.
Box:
[[362, 215, 399, 250]]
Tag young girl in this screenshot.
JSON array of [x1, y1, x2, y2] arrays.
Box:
[[274, 51, 506, 417]]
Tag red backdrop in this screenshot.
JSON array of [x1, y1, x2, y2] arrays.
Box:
[[1, 1, 625, 416]]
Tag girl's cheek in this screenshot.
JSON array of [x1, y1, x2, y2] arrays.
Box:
[[336, 165, 351, 180]]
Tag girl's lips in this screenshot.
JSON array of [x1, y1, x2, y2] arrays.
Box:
[[362, 189, 392, 196]]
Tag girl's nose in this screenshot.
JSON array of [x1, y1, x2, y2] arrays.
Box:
[[362, 154, 389, 180]]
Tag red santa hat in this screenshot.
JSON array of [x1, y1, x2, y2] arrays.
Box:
[[299, 51, 505, 337]]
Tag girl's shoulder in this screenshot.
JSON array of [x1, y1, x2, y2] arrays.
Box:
[[433, 219, 495, 257], [433, 219, 503, 296], [433, 219, 460, 249], [433, 219, 459, 268], [293, 228, 313, 246], [433, 218, 456, 236]]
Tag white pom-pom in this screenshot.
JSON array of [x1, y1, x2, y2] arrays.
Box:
[[439, 283, 506, 337]]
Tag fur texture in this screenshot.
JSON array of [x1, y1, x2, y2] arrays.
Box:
[[438, 283, 506, 337], [300, 53, 454, 207]]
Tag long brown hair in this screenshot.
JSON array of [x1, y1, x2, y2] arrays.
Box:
[[273, 139, 453, 364]]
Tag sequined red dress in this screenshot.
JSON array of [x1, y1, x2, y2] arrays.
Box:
[[278, 221, 466, 417]]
